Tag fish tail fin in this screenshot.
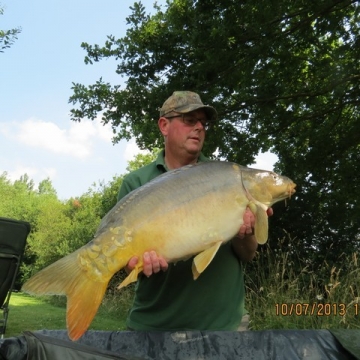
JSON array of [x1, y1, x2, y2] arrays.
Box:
[[66, 278, 108, 341], [22, 250, 109, 341]]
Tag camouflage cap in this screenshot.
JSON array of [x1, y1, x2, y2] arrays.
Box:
[[159, 91, 217, 121]]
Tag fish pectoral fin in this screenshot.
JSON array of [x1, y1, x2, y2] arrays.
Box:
[[192, 241, 222, 280], [252, 204, 269, 244], [117, 264, 144, 289]]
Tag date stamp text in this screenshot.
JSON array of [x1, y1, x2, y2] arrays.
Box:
[[275, 303, 359, 316]]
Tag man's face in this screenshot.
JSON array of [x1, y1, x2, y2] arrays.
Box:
[[160, 109, 208, 156]]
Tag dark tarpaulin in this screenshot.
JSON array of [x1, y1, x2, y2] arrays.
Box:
[[330, 330, 360, 360], [0, 329, 359, 360]]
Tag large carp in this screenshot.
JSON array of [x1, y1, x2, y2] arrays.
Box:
[[22, 161, 296, 340]]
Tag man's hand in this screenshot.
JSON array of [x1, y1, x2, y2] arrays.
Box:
[[125, 251, 169, 277], [238, 207, 274, 238], [238, 208, 255, 239]]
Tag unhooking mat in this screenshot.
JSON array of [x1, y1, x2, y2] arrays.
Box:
[[1, 329, 360, 360]]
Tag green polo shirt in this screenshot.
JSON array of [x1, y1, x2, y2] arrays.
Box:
[[117, 150, 246, 331]]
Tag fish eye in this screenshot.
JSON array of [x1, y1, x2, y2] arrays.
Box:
[[272, 173, 282, 185]]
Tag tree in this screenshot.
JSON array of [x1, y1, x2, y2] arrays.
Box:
[[38, 178, 57, 196], [69, 0, 360, 266], [27, 199, 72, 271], [0, 6, 21, 52]]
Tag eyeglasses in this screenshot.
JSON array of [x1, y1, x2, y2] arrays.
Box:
[[165, 114, 210, 130]]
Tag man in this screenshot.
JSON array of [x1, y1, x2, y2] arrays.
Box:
[[117, 91, 269, 331]]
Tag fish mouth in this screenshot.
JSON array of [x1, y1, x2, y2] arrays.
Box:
[[288, 183, 296, 198], [277, 184, 296, 202]]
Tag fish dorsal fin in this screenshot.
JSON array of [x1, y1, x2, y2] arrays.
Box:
[[192, 241, 222, 280], [117, 264, 144, 289], [248, 202, 269, 244]]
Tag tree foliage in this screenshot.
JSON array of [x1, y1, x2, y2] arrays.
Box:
[[69, 0, 360, 265], [0, 149, 164, 289], [126, 148, 160, 172], [0, 171, 126, 282], [0, 6, 21, 53]]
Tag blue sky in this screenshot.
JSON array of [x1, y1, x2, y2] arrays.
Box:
[[0, 0, 277, 200]]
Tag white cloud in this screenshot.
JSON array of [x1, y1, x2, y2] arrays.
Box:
[[8, 117, 113, 159], [94, 118, 114, 142], [6, 166, 39, 181], [5, 166, 57, 189], [0, 123, 12, 137], [124, 140, 149, 161], [249, 151, 278, 171], [43, 167, 57, 179]]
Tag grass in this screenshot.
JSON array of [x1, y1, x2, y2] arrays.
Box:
[[245, 241, 360, 331], [3, 289, 133, 338]]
